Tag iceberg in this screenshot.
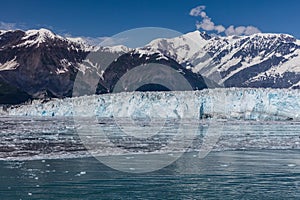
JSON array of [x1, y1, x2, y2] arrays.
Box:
[[1, 88, 300, 121]]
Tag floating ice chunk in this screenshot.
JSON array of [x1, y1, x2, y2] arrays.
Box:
[[75, 171, 86, 176]]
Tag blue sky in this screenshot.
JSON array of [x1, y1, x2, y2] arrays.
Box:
[[0, 0, 300, 38]]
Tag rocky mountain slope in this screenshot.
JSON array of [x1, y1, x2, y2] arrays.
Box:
[[0, 28, 299, 104]]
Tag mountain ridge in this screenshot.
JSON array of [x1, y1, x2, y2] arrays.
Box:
[[143, 30, 300, 89], [0, 28, 299, 104]]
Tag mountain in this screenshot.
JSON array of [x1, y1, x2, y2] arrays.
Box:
[[144, 30, 300, 89], [72, 48, 210, 97], [96, 50, 209, 94], [0, 29, 90, 104], [0, 28, 299, 104], [0, 29, 208, 104]]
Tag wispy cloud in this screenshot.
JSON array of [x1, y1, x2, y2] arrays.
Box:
[[0, 21, 55, 32], [65, 34, 110, 46], [83, 37, 110, 46], [0, 21, 30, 31], [0, 21, 18, 30], [64, 33, 128, 47], [190, 5, 261, 36], [99, 37, 129, 47]]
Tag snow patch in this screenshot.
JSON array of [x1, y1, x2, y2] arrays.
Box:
[[0, 57, 19, 71], [18, 29, 63, 47]]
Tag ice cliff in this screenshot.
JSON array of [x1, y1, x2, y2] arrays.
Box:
[[1, 88, 300, 121]]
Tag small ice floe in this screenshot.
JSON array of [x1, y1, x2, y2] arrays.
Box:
[[126, 156, 134, 160], [41, 160, 45, 163], [75, 171, 86, 176], [220, 164, 229, 167], [129, 168, 136, 171], [288, 164, 296, 167], [28, 192, 32, 196]]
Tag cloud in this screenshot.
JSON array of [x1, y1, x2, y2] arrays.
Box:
[[189, 5, 206, 17], [190, 6, 225, 34], [65, 33, 128, 47], [196, 18, 225, 33], [190, 5, 261, 36], [80, 36, 129, 47], [64, 34, 109, 46], [244, 26, 261, 35], [83, 37, 110, 46], [0, 21, 18, 30], [225, 25, 261, 36]]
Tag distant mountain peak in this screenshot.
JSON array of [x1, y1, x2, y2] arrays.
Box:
[[19, 28, 64, 47], [24, 28, 59, 40]]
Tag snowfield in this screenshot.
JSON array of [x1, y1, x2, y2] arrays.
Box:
[[1, 88, 300, 121]]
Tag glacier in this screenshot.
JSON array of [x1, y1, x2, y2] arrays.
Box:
[[1, 88, 300, 121]]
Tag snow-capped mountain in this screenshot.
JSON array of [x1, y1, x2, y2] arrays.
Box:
[[0, 28, 299, 104], [144, 30, 300, 89], [0, 29, 90, 104], [0, 29, 207, 104]]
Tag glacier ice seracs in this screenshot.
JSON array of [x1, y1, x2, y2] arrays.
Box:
[[1, 88, 300, 121]]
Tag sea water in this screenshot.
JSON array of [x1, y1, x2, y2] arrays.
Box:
[[0, 117, 300, 199]]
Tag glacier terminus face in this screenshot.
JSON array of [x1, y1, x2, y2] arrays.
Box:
[[2, 88, 300, 121]]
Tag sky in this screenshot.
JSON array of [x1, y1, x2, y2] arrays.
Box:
[[0, 0, 300, 38]]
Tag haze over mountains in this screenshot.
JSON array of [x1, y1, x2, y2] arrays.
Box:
[[0, 28, 299, 104]]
